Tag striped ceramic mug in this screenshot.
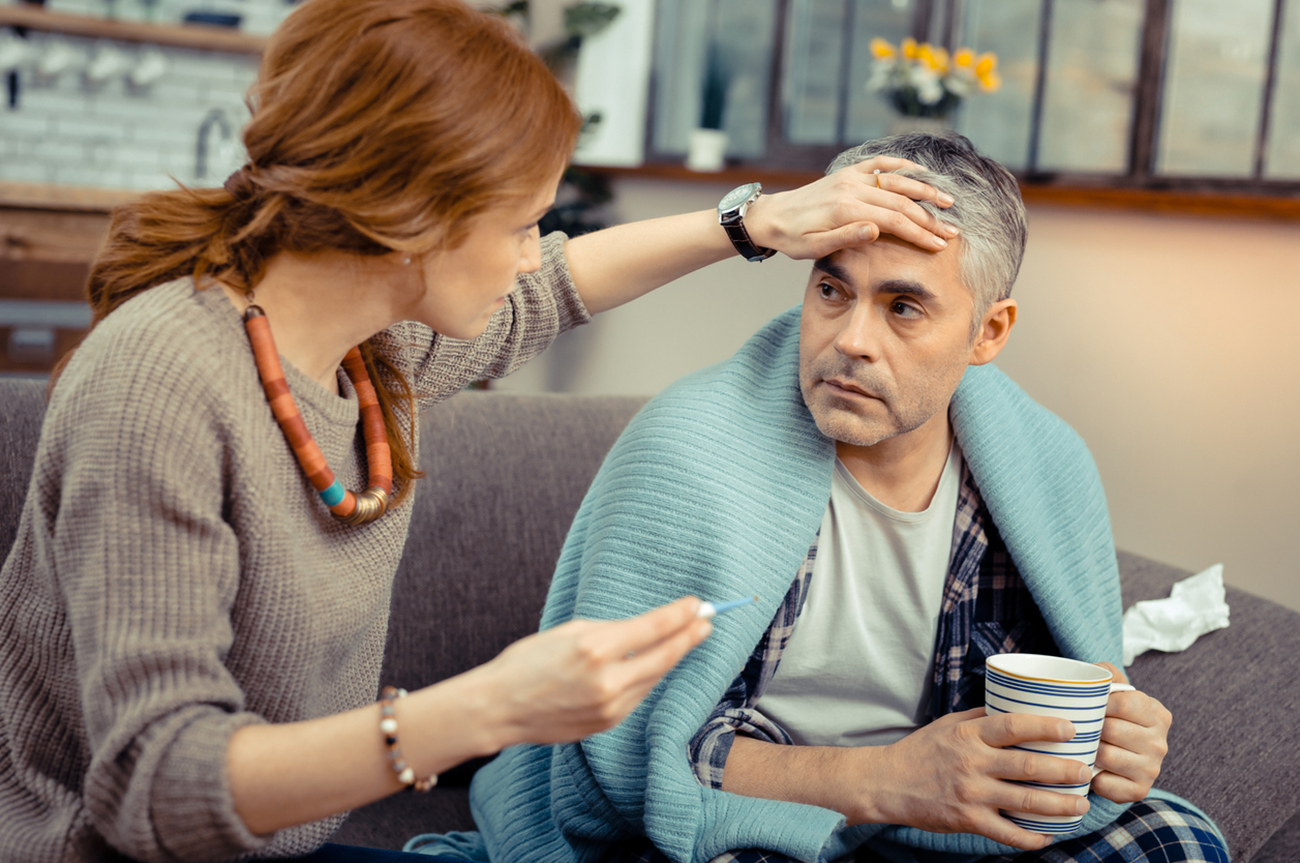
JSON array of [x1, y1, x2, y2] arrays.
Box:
[[983, 653, 1135, 835]]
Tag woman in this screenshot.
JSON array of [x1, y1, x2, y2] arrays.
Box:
[[0, 0, 955, 860]]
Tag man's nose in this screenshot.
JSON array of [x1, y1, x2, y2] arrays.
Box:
[[833, 302, 880, 361]]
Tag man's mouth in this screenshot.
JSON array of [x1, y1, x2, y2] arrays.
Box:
[[824, 378, 880, 399]]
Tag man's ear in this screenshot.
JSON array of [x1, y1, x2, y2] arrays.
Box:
[[969, 299, 1017, 366]]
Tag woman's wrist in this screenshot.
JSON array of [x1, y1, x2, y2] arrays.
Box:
[[406, 668, 517, 767], [737, 191, 786, 254]]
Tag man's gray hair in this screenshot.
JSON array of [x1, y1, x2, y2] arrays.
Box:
[[827, 131, 1027, 329]]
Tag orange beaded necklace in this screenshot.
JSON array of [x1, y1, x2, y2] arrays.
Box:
[[243, 303, 392, 525]]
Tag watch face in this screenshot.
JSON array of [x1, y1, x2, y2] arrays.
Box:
[[719, 182, 760, 213]]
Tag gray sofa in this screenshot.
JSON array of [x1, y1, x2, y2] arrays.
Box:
[[1, 381, 1297, 862]]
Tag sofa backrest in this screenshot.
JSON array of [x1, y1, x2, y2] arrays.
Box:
[[383, 392, 647, 691]]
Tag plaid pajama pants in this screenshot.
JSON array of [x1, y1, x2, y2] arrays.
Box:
[[609, 801, 1228, 863]]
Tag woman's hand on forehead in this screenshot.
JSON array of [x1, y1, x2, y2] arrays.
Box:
[[744, 155, 959, 260]]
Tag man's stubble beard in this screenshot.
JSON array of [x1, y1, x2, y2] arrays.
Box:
[[800, 355, 954, 448]]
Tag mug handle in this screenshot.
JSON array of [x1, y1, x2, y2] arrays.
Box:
[[1090, 682, 1137, 779]]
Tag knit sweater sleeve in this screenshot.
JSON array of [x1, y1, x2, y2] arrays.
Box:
[[372, 231, 590, 403], [46, 316, 270, 861]]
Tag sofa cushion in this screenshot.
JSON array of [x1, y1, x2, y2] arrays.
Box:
[[1120, 551, 1300, 862]]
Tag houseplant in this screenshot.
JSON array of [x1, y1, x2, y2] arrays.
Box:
[[492, 0, 620, 237], [866, 37, 999, 131], [686, 41, 729, 172]]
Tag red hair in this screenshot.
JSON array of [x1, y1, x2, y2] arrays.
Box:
[[59, 0, 583, 506]]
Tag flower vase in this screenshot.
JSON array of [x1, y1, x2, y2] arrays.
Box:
[[686, 128, 729, 173], [888, 116, 951, 136]]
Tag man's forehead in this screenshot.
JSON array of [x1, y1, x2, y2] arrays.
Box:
[[811, 239, 963, 296]]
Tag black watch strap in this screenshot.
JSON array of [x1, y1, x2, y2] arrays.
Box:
[[719, 183, 777, 263], [722, 221, 777, 263]]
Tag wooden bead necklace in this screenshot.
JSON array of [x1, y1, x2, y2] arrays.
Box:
[[243, 302, 392, 525]]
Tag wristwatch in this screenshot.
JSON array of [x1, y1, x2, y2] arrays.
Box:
[[718, 183, 776, 262]]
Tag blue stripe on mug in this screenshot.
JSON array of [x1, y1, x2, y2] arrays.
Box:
[[986, 666, 1110, 688], [1005, 815, 1083, 834], [986, 692, 1108, 711], [986, 671, 1111, 698]]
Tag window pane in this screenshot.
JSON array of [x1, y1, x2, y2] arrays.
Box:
[[651, 0, 711, 155], [844, 0, 917, 144], [784, 0, 848, 145], [1265, 0, 1300, 178], [651, 0, 779, 159], [951, 0, 1041, 170], [1156, 0, 1273, 177], [1038, 0, 1144, 173]]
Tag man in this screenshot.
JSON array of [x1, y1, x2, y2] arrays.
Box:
[[457, 133, 1228, 863]]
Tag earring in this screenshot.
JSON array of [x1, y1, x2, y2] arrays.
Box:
[[402, 257, 412, 266]]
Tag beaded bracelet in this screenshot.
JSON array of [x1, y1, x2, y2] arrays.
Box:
[[379, 686, 437, 793]]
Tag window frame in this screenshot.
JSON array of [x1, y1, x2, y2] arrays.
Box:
[[639, 0, 1300, 201]]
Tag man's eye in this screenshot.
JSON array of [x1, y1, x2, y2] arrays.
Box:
[[818, 282, 842, 300], [891, 300, 922, 317]]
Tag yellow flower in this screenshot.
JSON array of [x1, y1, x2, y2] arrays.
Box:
[[869, 37, 896, 60], [901, 37, 918, 59], [931, 45, 951, 72], [917, 43, 947, 71], [954, 48, 974, 68], [974, 51, 998, 79]]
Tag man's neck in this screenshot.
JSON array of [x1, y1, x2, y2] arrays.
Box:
[[835, 410, 954, 513]]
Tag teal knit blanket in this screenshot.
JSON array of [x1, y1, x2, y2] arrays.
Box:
[[441, 308, 1212, 863]]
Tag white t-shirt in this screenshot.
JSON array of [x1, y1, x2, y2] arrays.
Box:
[[755, 441, 963, 747]]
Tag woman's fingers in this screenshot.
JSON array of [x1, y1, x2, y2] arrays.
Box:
[[617, 616, 711, 688], [602, 595, 707, 659], [750, 155, 963, 259], [842, 155, 926, 180], [602, 636, 703, 724], [838, 155, 955, 209], [861, 166, 958, 211], [875, 174, 960, 226], [556, 603, 711, 734], [809, 171, 958, 254]]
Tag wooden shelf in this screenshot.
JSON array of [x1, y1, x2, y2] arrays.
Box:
[[584, 162, 1300, 222], [584, 162, 823, 192], [0, 4, 267, 54], [1018, 184, 1300, 221], [0, 180, 138, 213], [7, 166, 1300, 225]]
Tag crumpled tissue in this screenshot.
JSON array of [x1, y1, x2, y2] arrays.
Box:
[[1122, 563, 1230, 666]]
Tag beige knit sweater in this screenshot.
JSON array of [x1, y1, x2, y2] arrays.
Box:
[[0, 234, 588, 862]]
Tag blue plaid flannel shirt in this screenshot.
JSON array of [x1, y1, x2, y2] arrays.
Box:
[[688, 463, 1059, 789]]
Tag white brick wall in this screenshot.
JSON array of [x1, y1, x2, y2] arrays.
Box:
[[37, 0, 289, 36], [1, 0, 292, 191]]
